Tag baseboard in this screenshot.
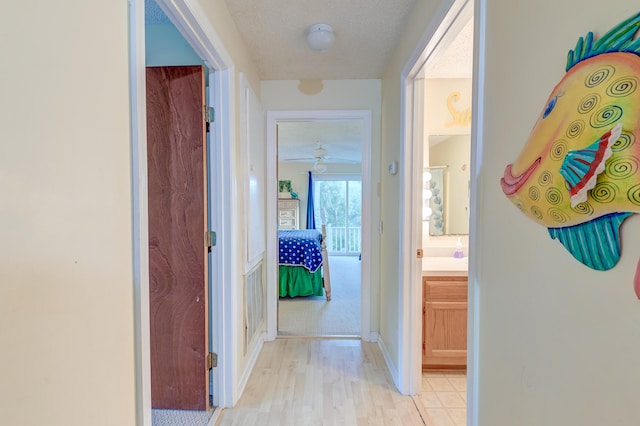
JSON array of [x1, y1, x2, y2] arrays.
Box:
[[376, 335, 400, 389], [236, 332, 265, 398], [208, 407, 223, 426]]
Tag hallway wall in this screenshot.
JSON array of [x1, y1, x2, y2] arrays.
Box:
[[477, 1, 640, 424], [1, 2, 135, 425], [379, 0, 445, 380]]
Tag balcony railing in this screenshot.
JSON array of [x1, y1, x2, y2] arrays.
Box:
[[323, 225, 361, 254]]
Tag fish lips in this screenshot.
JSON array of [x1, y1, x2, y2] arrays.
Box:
[[501, 157, 542, 196]]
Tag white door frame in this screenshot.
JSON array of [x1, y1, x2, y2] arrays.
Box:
[[265, 110, 373, 341], [398, 0, 480, 421], [129, 0, 236, 423]]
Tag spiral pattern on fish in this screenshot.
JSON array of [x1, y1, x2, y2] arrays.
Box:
[[566, 120, 585, 138], [578, 93, 600, 114], [589, 105, 623, 128], [550, 140, 568, 161], [547, 207, 568, 223], [538, 171, 553, 186], [571, 201, 594, 215], [545, 187, 563, 205], [626, 184, 640, 206], [531, 205, 544, 220], [585, 65, 614, 88], [606, 76, 638, 97], [528, 186, 540, 201], [611, 131, 634, 152], [605, 156, 638, 179], [590, 181, 618, 203]]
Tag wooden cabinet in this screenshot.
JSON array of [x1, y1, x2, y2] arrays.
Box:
[[278, 198, 299, 229], [422, 275, 468, 370]]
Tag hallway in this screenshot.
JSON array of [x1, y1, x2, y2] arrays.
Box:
[[218, 338, 427, 425]]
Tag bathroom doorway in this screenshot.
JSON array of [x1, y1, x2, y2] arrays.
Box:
[[399, 0, 478, 424]]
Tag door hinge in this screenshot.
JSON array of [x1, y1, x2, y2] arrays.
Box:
[[417, 248, 424, 258], [205, 231, 216, 248], [203, 106, 215, 123], [207, 352, 218, 370], [204, 106, 214, 134]]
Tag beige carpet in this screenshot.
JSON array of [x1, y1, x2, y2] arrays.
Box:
[[278, 255, 361, 336], [152, 409, 216, 425]]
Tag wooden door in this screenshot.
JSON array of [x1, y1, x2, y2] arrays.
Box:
[[146, 66, 209, 410]]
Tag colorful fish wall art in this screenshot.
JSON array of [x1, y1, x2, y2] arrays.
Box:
[[500, 12, 640, 298]]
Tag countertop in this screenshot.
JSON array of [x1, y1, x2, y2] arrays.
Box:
[[422, 256, 468, 276]]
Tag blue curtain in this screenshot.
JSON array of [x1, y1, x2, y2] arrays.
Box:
[[306, 171, 316, 229]]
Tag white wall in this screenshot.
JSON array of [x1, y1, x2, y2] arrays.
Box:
[[262, 79, 382, 332], [478, 1, 640, 424], [379, 0, 444, 378], [425, 78, 472, 137], [195, 0, 265, 403], [0, 2, 135, 425]]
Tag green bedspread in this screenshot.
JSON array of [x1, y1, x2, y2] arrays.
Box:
[[279, 265, 324, 298]]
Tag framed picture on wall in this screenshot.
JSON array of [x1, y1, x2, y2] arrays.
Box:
[[279, 180, 291, 193]]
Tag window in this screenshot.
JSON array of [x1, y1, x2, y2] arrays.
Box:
[[313, 176, 362, 255]]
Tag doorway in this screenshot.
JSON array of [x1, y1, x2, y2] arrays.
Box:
[[129, 0, 235, 423], [277, 147, 363, 336], [399, 0, 477, 421], [265, 110, 373, 341]]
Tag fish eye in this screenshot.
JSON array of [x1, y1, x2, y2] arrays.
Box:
[[542, 96, 557, 118]]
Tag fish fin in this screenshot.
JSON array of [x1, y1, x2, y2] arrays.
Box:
[[559, 123, 621, 207], [567, 12, 640, 70], [548, 212, 632, 270]]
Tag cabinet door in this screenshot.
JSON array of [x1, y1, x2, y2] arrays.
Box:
[[422, 277, 468, 369], [423, 300, 467, 367]]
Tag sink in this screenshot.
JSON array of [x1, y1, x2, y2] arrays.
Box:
[[422, 256, 468, 273]]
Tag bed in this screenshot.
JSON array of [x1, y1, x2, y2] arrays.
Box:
[[278, 225, 332, 300]]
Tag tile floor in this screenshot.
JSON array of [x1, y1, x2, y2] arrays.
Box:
[[420, 371, 467, 426]]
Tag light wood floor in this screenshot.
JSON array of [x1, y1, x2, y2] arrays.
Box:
[[217, 338, 428, 425]]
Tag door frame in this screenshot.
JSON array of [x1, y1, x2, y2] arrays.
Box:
[[398, 0, 480, 422], [129, 0, 236, 423], [265, 109, 373, 341]]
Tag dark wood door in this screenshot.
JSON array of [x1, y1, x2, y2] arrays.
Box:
[[146, 66, 209, 410]]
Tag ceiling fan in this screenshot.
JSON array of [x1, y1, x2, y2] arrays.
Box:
[[282, 143, 358, 164], [282, 145, 329, 173]]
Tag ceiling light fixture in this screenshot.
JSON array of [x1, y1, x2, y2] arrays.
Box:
[[306, 23, 335, 53], [313, 159, 327, 173]]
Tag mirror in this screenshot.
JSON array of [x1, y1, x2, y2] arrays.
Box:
[[424, 134, 470, 235]]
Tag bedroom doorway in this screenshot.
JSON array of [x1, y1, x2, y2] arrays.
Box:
[[265, 110, 373, 341], [276, 123, 363, 337]]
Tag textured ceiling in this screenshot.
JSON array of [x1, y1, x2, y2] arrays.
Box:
[[147, 0, 473, 164], [426, 17, 474, 79], [224, 0, 416, 80]]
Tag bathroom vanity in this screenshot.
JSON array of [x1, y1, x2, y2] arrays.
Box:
[[422, 257, 468, 370]]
